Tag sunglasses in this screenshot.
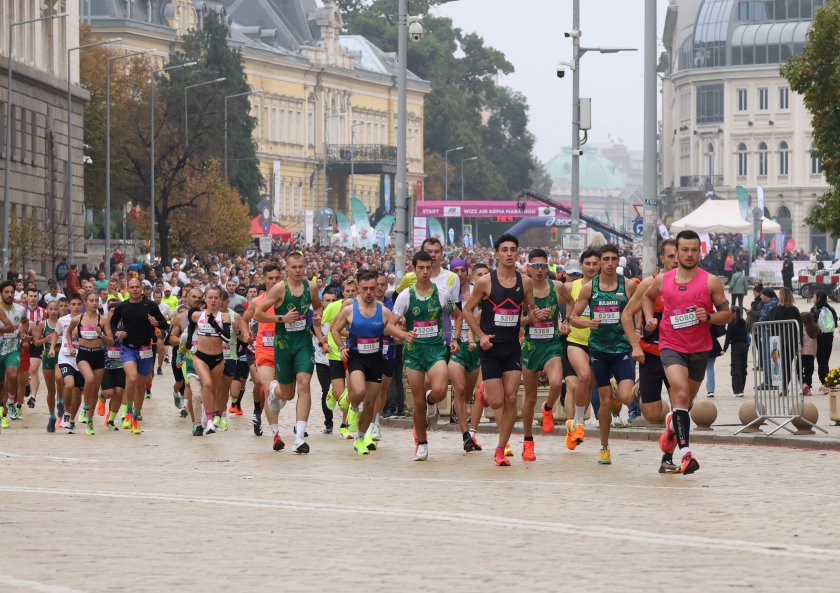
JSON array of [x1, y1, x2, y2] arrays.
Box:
[[529, 263, 549, 270]]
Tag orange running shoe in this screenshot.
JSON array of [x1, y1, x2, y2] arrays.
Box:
[[522, 440, 536, 461], [234, 407, 243, 416], [228, 405, 238, 415], [564, 419, 578, 450], [96, 400, 106, 417], [660, 412, 676, 454], [503, 443, 513, 457], [541, 402, 555, 433], [494, 446, 511, 466]]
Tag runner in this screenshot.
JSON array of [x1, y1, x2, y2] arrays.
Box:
[[638, 230, 730, 474], [313, 290, 338, 434], [320, 278, 357, 439], [330, 270, 414, 455], [32, 301, 61, 432], [0, 281, 26, 429], [67, 291, 113, 435], [54, 293, 84, 433], [392, 251, 461, 461], [370, 271, 398, 442], [256, 252, 326, 454], [620, 238, 680, 473], [227, 304, 253, 417], [169, 292, 203, 419], [218, 289, 250, 429], [569, 244, 638, 465], [520, 248, 572, 461], [109, 278, 169, 434], [462, 234, 539, 467], [102, 299, 126, 430], [22, 287, 45, 409]]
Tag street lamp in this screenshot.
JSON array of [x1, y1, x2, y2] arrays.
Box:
[[106, 50, 156, 277], [350, 121, 364, 201], [150, 61, 197, 263], [565, 0, 635, 238], [443, 146, 464, 245], [66, 37, 121, 268], [2, 11, 69, 278], [460, 156, 477, 244], [224, 88, 262, 179], [184, 77, 226, 152]]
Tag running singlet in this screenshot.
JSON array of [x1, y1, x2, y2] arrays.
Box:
[[399, 285, 446, 345], [640, 272, 664, 356], [0, 304, 24, 355], [588, 275, 630, 354], [567, 278, 591, 347], [658, 268, 713, 354], [253, 294, 276, 352], [525, 283, 561, 345], [347, 300, 384, 354], [274, 280, 312, 348], [321, 299, 345, 361], [479, 270, 523, 343]]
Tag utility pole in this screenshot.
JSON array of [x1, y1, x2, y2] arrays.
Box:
[[394, 0, 408, 280], [642, 0, 658, 275]]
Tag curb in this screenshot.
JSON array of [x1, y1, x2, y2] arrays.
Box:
[[379, 417, 840, 452]]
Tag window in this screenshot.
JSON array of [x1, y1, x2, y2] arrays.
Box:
[[737, 142, 748, 176], [696, 84, 724, 124], [778, 86, 789, 110], [811, 145, 822, 175], [737, 88, 748, 112], [758, 141, 768, 176], [758, 87, 769, 111], [779, 141, 789, 176], [706, 143, 715, 176]]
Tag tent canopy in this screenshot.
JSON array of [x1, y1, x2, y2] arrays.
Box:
[[249, 216, 292, 242], [669, 199, 781, 234]]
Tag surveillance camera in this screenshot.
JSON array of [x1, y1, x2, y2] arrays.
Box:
[[409, 20, 424, 42], [556, 61, 575, 78], [571, 149, 583, 156], [564, 30, 580, 38]]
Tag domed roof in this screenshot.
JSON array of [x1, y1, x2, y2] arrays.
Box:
[[545, 149, 625, 191]]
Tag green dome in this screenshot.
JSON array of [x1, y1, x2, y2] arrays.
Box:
[[545, 149, 625, 191]]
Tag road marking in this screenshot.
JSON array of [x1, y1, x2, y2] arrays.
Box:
[[0, 575, 87, 593], [0, 452, 98, 463], [1, 485, 837, 561]]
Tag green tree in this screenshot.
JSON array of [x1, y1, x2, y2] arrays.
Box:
[[781, 2, 840, 236]]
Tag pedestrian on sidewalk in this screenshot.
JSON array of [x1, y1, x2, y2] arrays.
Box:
[[800, 312, 818, 396], [769, 288, 802, 396], [728, 265, 747, 310], [723, 306, 749, 397], [810, 290, 837, 393]]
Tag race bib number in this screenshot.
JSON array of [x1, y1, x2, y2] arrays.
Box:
[[460, 326, 470, 342], [107, 347, 121, 360], [261, 332, 275, 347], [670, 309, 699, 330], [529, 321, 555, 340], [223, 343, 231, 357], [414, 320, 438, 339], [139, 346, 153, 359], [593, 305, 620, 324], [494, 307, 519, 327], [284, 318, 306, 332], [356, 337, 380, 354], [198, 322, 215, 335], [79, 329, 99, 340]]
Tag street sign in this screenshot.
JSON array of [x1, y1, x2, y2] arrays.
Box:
[[632, 237, 643, 258], [632, 218, 644, 236], [563, 233, 585, 251], [259, 235, 272, 254]]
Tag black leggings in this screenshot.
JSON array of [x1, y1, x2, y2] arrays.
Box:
[[816, 333, 834, 385], [195, 350, 224, 370], [315, 362, 332, 429]]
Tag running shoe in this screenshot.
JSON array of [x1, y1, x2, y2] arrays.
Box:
[[469, 432, 482, 450], [67, 421, 76, 434], [234, 407, 243, 416], [164, 355, 170, 363], [598, 447, 612, 465], [322, 426, 333, 434], [522, 440, 536, 461], [425, 391, 439, 426], [339, 426, 351, 440], [293, 438, 310, 454], [252, 412, 263, 436], [63, 412, 71, 428], [325, 388, 337, 411], [57, 401, 65, 418], [157, 367, 163, 376], [85, 422, 95, 436], [144, 388, 151, 399], [503, 443, 513, 457], [122, 413, 133, 430], [541, 402, 555, 434], [131, 420, 142, 435], [107, 420, 118, 431], [354, 437, 370, 455], [96, 399, 106, 417], [228, 405, 238, 415], [179, 407, 188, 418], [659, 412, 676, 454], [219, 418, 228, 432], [174, 393, 183, 409], [413, 443, 429, 461], [347, 407, 360, 434], [659, 458, 681, 474], [27, 396, 36, 408], [192, 424, 204, 436], [77, 411, 89, 425], [212, 415, 222, 429], [680, 451, 700, 475], [371, 423, 381, 441], [272, 433, 285, 451], [46, 417, 56, 433], [494, 446, 510, 467], [363, 433, 377, 452], [611, 414, 629, 428], [463, 434, 480, 452], [338, 390, 350, 412], [7, 404, 19, 421], [205, 420, 216, 435], [564, 419, 579, 450], [0, 410, 8, 429]]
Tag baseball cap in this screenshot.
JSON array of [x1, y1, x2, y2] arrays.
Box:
[[566, 263, 583, 275], [163, 283, 172, 292]]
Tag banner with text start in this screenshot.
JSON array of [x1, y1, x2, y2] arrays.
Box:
[[415, 200, 572, 219]]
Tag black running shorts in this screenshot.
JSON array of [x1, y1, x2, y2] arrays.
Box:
[[479, 340, 521, 381]]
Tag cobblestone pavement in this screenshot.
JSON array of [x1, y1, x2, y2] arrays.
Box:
[[1, 361, 839, 593]]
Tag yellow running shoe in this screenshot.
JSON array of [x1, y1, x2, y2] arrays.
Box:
[[363, 432, 377, 452], [122, 412, 133, 430], [220, 418, 229, 431], [353, 437, 370, 456], [325, 388, 337, 411], [347, 407, 360, 434], [503, 443, 513, 457], [598, 447, 611, 465], [131, 419, 142, 435], [338, 389, 350, 412], [85, 422, 95, 436]]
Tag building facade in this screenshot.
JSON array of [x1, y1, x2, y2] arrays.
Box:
[[661, 0, 831, 252], [0, 0, 86, 276], [87, 0, 429, 233]]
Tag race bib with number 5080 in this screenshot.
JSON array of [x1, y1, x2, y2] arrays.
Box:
[[670, 309, 698, 330]]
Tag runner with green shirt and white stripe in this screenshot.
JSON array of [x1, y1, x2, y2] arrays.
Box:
[[0, 280, 27, 429]]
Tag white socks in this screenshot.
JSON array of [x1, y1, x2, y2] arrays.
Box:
[[295, 420, 307, 441]]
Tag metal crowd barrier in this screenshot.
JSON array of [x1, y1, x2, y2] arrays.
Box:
[[736, 319, 827, 435]]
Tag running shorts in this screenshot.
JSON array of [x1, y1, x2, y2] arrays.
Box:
[[274, 343, 314, 384], [403, 342, 448, 373], [521, 340, 564, 373], [479, 340, 521, 381], [590, 349, 635, 389], [0, 350, 21, 383], [381, 358, 396, 378], [29, 344, 44, 358], [41, 352, 58, 371], [347, 351, 382, 384], [562, 343, 589, 378], [450, 341, 480, 373], [255, 346, 274, 368], [102, 368, 126, 391], [59, 363, 85, 389], [638, 350, 670, 404], [329, 359, 347, 381], [120, 344, 155, 377], [77, 346, 105, 371], [171, 356, 184, 383], [659, 348, 709, 383]]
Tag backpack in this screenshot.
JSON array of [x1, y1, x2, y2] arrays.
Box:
[[818, 307, 836, 334]]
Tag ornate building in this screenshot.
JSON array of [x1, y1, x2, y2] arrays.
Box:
[[87, 0, 429, 231], [661, 0, 831, 251]]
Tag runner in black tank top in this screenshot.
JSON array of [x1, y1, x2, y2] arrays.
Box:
[[462, 233, 539, 467]]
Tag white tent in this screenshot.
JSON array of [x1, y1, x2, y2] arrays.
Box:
[[669, 199, 781, 234]]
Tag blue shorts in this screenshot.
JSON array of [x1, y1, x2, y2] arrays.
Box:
[[590, 349, 635, 389], [120, 344, 155, 377]]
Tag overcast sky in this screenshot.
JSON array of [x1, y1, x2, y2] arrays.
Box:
[[431, 0, 673, 163]]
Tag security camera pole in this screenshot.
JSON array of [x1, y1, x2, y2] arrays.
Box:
[[395, 0, 409, 280], [642, 0, 658, 276]]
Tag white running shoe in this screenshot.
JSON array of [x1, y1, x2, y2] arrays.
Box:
[[371, 423, 381, 441], [267, 380, 281, 414], [413, 443, 429, 461]]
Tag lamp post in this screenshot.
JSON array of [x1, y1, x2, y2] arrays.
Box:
[[443, 146, 463, 245], [224, 88, 262, 180], [106, 50, 155, 278], [460, 156, 477, 244], [184, 77, 226, 152], [2, 11, 69, 278], [150, 61, 197, 264], [66, 37, 121, 269], [642, 0, 658, 276], [350, 121, 364, 201], [394, 0, 408, 280]]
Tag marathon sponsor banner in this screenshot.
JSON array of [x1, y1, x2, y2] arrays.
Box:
[[414, 200, 563, 218], [374, 215, 394, 251], [427, 218, 445, 243], [351, 198, 374, 249], [384, 176, 391, 212], [413, 217, 427, 248], [336, 211, 353, 248]]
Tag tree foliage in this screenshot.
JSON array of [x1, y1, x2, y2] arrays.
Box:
[[338, 0, 544, 202], [781, 2, 840, 235]]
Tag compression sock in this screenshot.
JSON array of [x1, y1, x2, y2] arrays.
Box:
[[673, 408, 691, 454]]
